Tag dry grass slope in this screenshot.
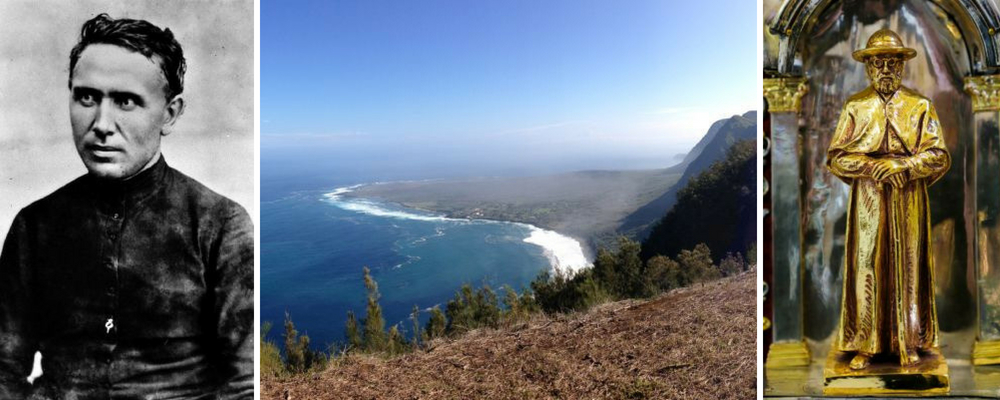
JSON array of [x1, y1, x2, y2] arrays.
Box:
[[262, 272, 755, 399]]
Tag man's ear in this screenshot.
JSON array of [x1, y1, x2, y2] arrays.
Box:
[[161, 96, 185, 137]]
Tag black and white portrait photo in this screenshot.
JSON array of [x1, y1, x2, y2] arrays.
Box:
[[0, 1, 254, 398]]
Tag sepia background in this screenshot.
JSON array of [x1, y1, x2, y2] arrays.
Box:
[[0, 0, 255, 237]]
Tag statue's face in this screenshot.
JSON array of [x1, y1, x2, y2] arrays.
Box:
[[866, 54, 904, 96]]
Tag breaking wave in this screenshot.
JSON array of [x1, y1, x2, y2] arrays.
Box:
[[520, 225, 591, 274], [323, 186, 459, 223], [323, 185, 591, 274]]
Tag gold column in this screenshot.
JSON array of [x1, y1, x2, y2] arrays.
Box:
[[965, 75, 1000, 366], [764, 77, 810, 368]]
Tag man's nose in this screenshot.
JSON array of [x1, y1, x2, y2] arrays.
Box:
[[92, 101, 116, 137]]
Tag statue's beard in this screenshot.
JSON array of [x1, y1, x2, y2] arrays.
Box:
[[871, 72, 901, 95], [875, 77, 900, 95]]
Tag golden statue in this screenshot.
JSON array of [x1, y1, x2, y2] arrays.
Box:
[[826, 28, 950, 374]]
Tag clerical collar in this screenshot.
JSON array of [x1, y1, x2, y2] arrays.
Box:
[[87, 156, 169, 204], [875, 88, 900, 104]]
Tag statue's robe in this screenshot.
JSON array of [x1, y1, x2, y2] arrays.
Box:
[[826, 86, 950, 363]]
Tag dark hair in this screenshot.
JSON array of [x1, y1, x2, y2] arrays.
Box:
[[69, 13, 186, 100]]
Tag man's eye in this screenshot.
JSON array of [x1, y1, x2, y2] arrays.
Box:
[[116, 97, 138, 110], [77, 93, 97, 106]]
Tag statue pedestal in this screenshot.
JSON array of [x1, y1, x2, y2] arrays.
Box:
[[823, 348, 950, 396], [973, 339, 1000, 366]]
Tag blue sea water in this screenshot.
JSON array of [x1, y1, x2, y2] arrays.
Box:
[[261, 183, 558, 351]]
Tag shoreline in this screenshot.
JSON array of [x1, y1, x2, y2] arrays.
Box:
[[324, 185, 592, 275]]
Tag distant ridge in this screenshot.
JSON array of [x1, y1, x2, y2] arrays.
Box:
[[618, 111, 756, 239]]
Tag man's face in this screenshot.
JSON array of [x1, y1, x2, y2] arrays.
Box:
[[70, 44, 182, 180], [866, 54, 904, 96]]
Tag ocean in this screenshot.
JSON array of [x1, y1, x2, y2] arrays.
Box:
[[261, 180, 590, 351]]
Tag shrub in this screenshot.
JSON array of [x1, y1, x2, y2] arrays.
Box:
[[282, 312, 326, 373], [345, 310, 362, 350], [719, 252, 746, 277], [592, 248, 618, 297], [387, 324, 408, 355], [501, 284, 537, 323], [425, 306, 447, 340], [678, 243, 719, 284], [446, 284, 502, 334], [260, 321, 285, 378], [531, 268, 610, 314], [646, 255, 680, 292], [283, 312, 305, 372]]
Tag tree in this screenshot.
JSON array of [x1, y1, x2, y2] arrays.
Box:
[[531, 268, 609, 314], [387, 324, 407, 355], [502, 284, 536, 323], [616, 237, 649, 298], [472, 285, 501, 329], [445, 284, 501, 334], [719, 252, 746, 277], [410, 305, 421, 349], [261, 321, 285, 377], [519, 286, 539, 314], [345, 310, 361, 350], [446, 284, 475, 333], [283, 312, 305, 372], [678, 243, 718, 285], [530, 270, 569, 313], [296, 333, 321, 371], [361, 267, 386, 352], [502, 284, 520, 316], [281, 312, 325, 373], [425, 306, 447, 340], [591, 248, 618, 296], [646, 255, 680, 292]]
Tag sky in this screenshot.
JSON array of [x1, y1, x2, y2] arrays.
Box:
[[262, 0, 757, 182]]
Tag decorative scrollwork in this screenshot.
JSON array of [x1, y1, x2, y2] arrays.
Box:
[[763, 78, 809, 113], [965, 75, 1000, 112]]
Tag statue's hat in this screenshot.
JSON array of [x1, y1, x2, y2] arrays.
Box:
[[852, 29, 917, 62]]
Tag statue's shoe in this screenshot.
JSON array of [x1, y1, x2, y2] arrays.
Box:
[[849, 353, 871, 370]]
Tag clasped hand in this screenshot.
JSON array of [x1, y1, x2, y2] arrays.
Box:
[[870, 158, 909, 188]]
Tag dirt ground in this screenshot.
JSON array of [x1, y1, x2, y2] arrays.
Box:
[[262, 272, 756, 399]]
